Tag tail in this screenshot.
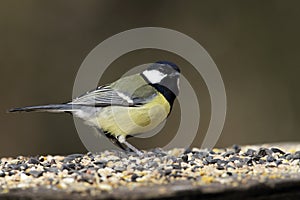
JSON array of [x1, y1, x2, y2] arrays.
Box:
[[8, 104, 80, 113]]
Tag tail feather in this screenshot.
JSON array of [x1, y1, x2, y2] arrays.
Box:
[[8, 104, 78, 113]]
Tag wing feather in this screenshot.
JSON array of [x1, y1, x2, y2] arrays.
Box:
[[70, 74, 159, 107], [70, 85, 136, 107]]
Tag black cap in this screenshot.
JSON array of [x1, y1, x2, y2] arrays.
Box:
[[155, 61, 180, 73]]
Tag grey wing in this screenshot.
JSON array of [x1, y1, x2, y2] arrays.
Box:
[[70, 79, 159, 107], [69, 85, 149, 107], [70, 85, 135, 107]]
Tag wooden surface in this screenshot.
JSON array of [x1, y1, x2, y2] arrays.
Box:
[[2, 178, 300, 200]]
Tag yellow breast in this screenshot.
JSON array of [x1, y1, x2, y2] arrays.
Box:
[[92, 93, 170, 137]]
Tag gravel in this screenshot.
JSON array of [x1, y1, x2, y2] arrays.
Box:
[[0, 144, 300, 198]]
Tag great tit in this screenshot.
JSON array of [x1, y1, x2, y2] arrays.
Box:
[[9, 61, 180, 155]]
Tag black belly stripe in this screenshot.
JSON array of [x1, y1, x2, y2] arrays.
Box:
[[150, 83, 176, 110]]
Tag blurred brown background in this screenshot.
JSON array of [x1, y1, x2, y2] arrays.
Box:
[[1, 1, 299, 157]]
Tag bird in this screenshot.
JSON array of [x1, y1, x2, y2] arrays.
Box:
[[9, 61, 180, 156]]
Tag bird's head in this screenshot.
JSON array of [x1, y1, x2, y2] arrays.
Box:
[[142, 61, 180, 96]]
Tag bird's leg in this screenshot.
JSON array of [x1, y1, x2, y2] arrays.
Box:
[[106, 135, 128, 151], [95, 128, 128, 151], [94, 128, 142, 155], [117, 135, 143, 156]]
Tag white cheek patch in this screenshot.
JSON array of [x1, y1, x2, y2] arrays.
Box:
[[142, 70, 167, 84]]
